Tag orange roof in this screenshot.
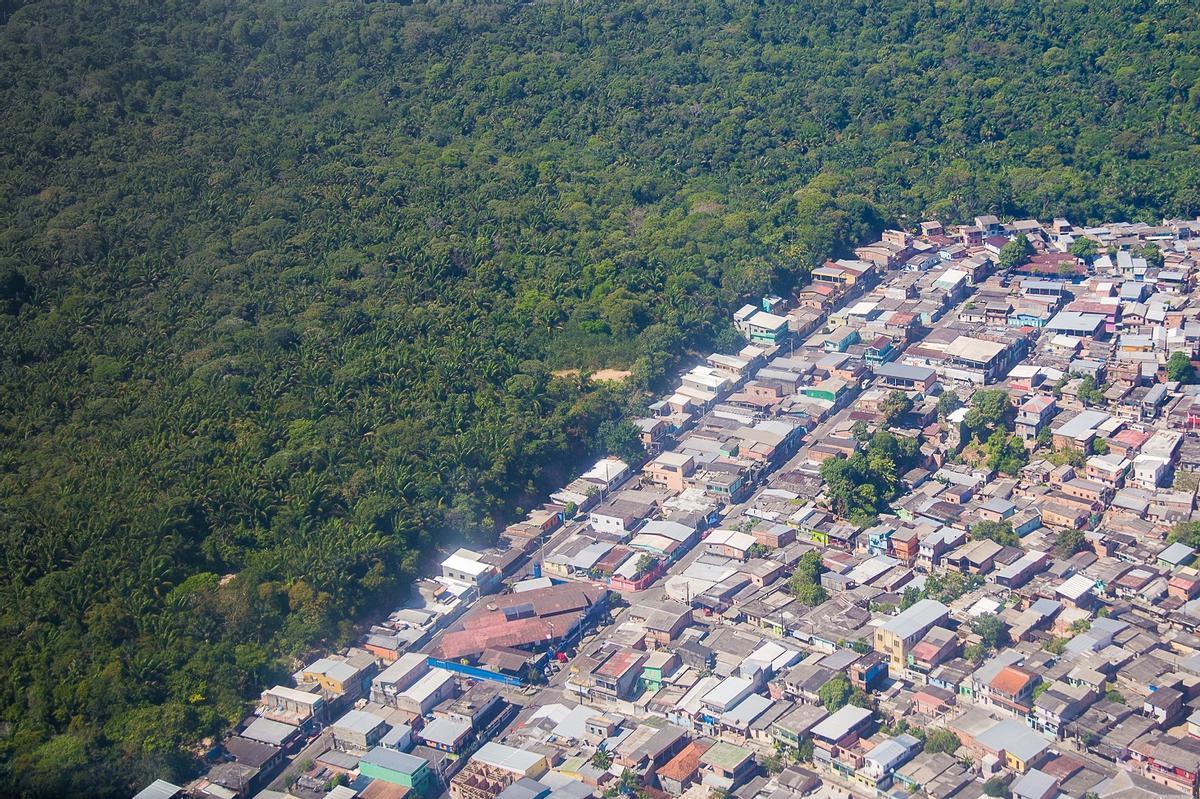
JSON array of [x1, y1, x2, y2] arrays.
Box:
[[657, 740, 711, 783], [1112, 428, 1150, 447], [361, 780, 411, 799], [990, 665, 1034, 695]]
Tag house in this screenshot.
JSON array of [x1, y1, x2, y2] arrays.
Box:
[[420, 716, 474, 754], [361, 747, 438, 798], [912, 685, 956, 716], [1129, 734, 1200, 795], [849, 651, 888, 692], [944, 539, 1001, 575], [644, 452, 696, 493], [394, 668, 457, 716], [942, 335, 1021, 384], [442, 549, 502, 592], [642, 651, 681, 693], [975, 719, 1051, 773], [1011, 769, 1059, 799], [704, 529, 756, 561], [656, 740, 712, 795], [906, 627, 961, 683], [1052, 410, 1110, 453], [698, 741, 756, 791], [975, 215, 1004, 236], [431, 583, 608, 662], [823, 326, 861, 353], [628, 599, 694, 645], [589, 648, 647, 701], [993, 550, 1049, 589], [259, 685, 326, 727], [873, 599, 950, 676], [874, 361, 938, 392], [297, 650, 377, 701], [589, 498, 652, 537], [1046, 311, 1105, 339], [1086, 453, 1131, 489], [330, 708, 389, 752], [371, 652, 430, 707], [811, 705, 875, 764], [735, 306, 790, 345], [983, 665, 1040, 717], [858, 734, 921, 791], [771, 704, 829, 754], [1015, 395, 1056, 444]]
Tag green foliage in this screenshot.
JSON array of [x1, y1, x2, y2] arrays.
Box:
[[792, 581, 829, 607], [789, 550, 828, 606], [1091, 437, 1109, 455], [1048, 446, 1087, 467], [1176, 470, 1200, 492], [591, 747, 613, 769], [924, 729, 961, 755], [1168, 351, 1197, 383], [982, 775, 1011, 798], [797, 738, 815, 765], [820, 431, 920, 520], [971, 520, 1019, 547], [922, 571, 983, 604], [1036, 426, 1053, 448], [598, 419, 647, 465], [1070, 238, 1100, 260], [1105, 688, 1126, 704], [818, 674, 853, 712], [1170, 521, 1200, 547], [878, 389, 914, 428], [983, 430, 1029, 475], [1055, 528, 1088, 558], [965, 390, 1013, 440], [971, 613, 1010, 651], [936, 390, 963, 420], [1044, 637, 1069, 655], [1133, 243, 1165, 268], [0, 0, 1198, 792], [998, 234, 1034, 270], [746, 543, 772, 560], [1076, 375, 1105, 406]]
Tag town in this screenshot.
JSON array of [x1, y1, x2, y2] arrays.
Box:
[[139, 215, 1200, 799]]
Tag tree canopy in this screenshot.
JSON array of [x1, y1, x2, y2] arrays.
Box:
[[1, 0, 1199, 793], [820, 431, 921, 522], [998, 234, 1034, 270], [1168, 352, 1197, 383]]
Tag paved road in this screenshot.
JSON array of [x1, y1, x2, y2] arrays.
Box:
[[268, 730, 332, 792]]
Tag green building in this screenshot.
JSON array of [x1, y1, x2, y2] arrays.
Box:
[[358, 747, 436, 798]]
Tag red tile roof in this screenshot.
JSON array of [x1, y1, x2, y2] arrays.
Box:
[[990, 665, 1034, 695], [656, 740, 711, 783]]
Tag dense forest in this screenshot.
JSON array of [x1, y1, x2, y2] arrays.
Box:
[[0, 0, 1198, 794]]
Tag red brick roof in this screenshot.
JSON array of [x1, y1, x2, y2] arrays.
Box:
[[990, 665, 1034, 695], [656, 740, 711, 783]]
